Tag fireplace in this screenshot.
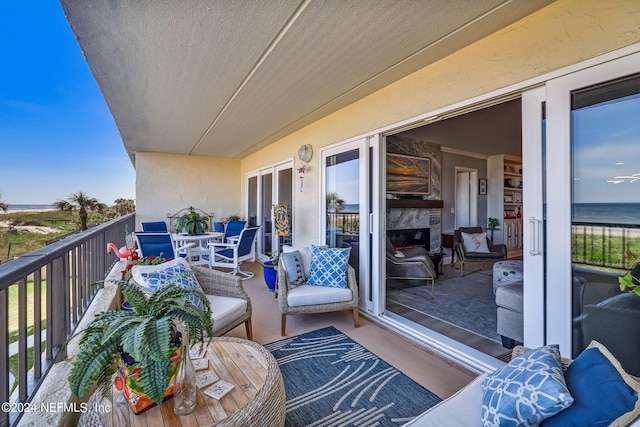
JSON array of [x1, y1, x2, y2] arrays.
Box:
[[386, 228, 430, 250]]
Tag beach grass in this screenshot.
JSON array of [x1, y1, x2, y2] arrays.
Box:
[[0, 210, 78, 260], [572, 230, 640, 270]]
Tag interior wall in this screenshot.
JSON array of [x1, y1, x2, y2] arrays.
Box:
[[239, 0, 640, 247], [135, 152, 241, 230]]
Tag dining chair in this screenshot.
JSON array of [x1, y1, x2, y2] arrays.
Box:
[[134, 232, 195, 260], [223, 220, 246, 243], [140, 221, 169, 232], [209, 227, 259, 279]]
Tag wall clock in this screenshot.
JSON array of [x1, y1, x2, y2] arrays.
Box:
[[297, 144, 313, 163]]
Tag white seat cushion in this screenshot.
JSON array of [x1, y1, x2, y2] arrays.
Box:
[[205, 294, 247, 334], [286, 284, 352, 307], [402, 373, 486, 426]]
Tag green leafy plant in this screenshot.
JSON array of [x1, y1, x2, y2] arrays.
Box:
[[68, 276, 214, 405], [177, 208, 209, 235], [487, 217, 500, 230], [619, 263, 640, 296], [227, 213, 241, 221]]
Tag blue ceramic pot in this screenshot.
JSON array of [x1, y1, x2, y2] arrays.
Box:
[[263, 262, 277, 292]]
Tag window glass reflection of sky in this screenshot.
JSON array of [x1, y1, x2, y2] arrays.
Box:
[[572, 92, 640, 203], [326, 159, 359, 207]]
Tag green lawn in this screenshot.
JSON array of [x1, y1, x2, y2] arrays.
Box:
[[7, 280, 47, 344]]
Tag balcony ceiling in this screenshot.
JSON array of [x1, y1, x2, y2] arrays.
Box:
[[61, 0, 553, 163]]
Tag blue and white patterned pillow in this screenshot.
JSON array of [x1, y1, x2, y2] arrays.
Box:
[[307, 245, 350, 288], [481, 345, 573, 426], [131, 257, 204, 308], [281, 250, 306, 288]]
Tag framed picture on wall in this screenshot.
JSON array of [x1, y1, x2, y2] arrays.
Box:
[[479, 178, 487, 195], [386, 153, 431, 195]]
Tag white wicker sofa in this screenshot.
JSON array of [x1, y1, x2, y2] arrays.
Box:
[[404, 343, 640, 426]]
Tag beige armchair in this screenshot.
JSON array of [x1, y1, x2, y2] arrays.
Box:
[[193, 266, 253, 339], [277, 250, 359, 336]]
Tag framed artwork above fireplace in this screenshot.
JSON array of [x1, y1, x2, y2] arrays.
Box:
[[386, 153, 430, 195]]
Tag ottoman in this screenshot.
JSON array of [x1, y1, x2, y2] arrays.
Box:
[[493, 260, 523, 294]]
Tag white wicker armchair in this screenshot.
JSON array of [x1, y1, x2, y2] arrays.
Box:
[[193, 266, 252, 339], [277, 258, 359, 336]]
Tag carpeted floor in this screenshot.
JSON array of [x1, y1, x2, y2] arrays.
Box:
[[265, 326, 442, 427], [387, 268, 500, 343]]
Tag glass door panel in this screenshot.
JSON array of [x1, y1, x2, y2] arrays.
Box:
[[324, 148, 360, 277], [276, 167, 293, 252], [247, 176, 258, 227], [569, 75, 640, 373], [545, 52, 640, 361], [261, 173, 273, 257]]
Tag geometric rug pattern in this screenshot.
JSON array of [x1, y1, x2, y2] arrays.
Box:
[[387, 269, 500, 342], [265, 326, 442, 426]]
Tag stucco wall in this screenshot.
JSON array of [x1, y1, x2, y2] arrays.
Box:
[[239, 0, 640, 246], [136, 152, 241, 229]]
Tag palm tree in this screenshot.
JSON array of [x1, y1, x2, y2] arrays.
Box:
[[113, 198, 135, 216], [57, 192, 106, 231], [326, 192, 345, 212], [0, 193, 7, 212]]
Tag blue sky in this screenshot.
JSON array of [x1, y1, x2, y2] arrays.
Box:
[[572, 93, 640, 204], [0, 1, 135, 206]]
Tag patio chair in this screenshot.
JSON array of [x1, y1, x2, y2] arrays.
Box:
[[134, 232, 195, 260], [223, 220, 246, 243], [140, 221, 168, 232], [453, 226, 507, 276], [209, 226, 259, 279], [277, 246, 359, 336], [192, 266, 253, 340]]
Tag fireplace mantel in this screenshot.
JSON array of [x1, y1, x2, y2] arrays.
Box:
[[386, 199, 444, 209]]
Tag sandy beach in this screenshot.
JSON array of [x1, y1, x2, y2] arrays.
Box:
[[0, 220, 59, 234], [572, 224, 640, 238]]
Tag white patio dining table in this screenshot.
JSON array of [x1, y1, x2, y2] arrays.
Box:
[[172, 231, 223, 266]]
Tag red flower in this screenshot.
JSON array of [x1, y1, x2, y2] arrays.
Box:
[[148, 255, 156, 261]]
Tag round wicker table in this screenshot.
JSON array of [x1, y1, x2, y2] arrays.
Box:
[[78, 337, 286, 427]]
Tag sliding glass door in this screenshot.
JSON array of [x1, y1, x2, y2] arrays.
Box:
[[545, 52, 640, 369]]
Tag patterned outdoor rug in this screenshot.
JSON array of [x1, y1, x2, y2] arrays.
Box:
[[265, 326, 441, 427]]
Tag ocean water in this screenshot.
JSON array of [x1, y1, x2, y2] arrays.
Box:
[[6, 204, 55, 212], [572, 203, 640, 225]]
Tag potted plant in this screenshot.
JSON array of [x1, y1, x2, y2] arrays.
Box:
[[68, 273, 214, 412], [262, 252, 279, 292], [487, 217, 500, 242], [177, 207, 209, 235]]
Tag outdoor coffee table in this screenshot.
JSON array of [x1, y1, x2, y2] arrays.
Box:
[[80, 337, 286, 427]]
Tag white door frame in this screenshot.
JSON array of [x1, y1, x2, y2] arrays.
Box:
[[245, 159, 294, 260], [521, 86, 546, 349], [454, 167, 478, 229]]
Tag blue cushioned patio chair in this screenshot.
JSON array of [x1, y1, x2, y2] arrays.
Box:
[[223, 220, 246, 243], [134, 232, 195, 260], [209, 226, 259, 279], [140, 221, 168, 232]]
